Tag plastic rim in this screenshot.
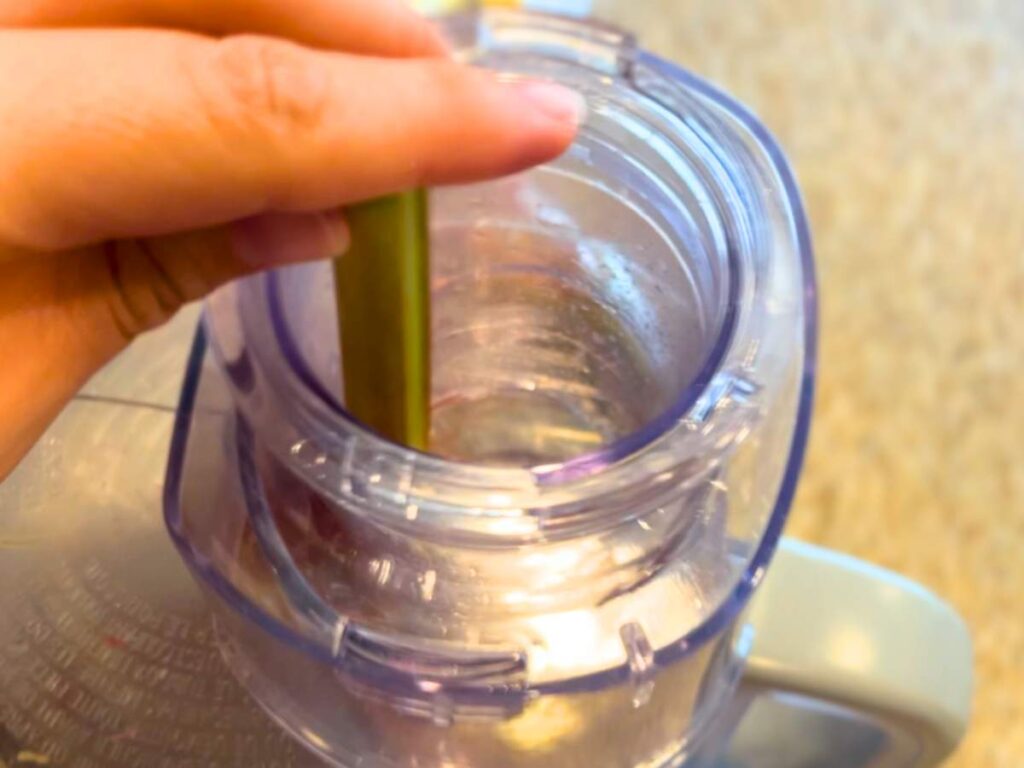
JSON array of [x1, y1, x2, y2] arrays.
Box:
[[164, 48, 817, 694]]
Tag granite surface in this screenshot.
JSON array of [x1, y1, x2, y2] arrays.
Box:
[[593, 1, 1024, 765]]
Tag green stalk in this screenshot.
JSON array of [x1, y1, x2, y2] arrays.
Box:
[[333, 190, 431, 450]]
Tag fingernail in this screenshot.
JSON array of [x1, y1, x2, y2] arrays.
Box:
[[231, 210, 349, 268], [511, 80, 587, 128]]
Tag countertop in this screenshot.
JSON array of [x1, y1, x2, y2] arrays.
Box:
[[595, 1, 1023, 765]]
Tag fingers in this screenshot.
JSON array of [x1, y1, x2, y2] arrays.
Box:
[[0, 30, 583, 251], [0, 0, 448, 57]]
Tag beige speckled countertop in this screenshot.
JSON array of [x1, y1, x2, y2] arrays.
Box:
[[595, 1, 1024, 765]]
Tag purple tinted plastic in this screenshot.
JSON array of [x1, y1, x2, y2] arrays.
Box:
[[164, 52, 816, 697]]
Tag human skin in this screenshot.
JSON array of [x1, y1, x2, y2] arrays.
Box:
[[0, 0, 582, 479]]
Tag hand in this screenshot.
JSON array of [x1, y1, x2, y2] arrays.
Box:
[[0, 0, 583, 479]]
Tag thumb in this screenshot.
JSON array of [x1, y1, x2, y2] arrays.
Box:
[[0, 210, 345, 480], [100, 209, 349, 342]]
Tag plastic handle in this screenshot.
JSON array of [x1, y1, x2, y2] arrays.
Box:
[[734, 538, 973, 766]]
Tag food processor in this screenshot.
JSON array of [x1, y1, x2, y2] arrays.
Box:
[[167, 8, 972, 768], [0, 6, 971, 768]]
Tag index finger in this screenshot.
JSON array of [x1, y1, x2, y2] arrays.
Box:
[[0, 0, 448, 57], [0, 30, 581, 251]]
